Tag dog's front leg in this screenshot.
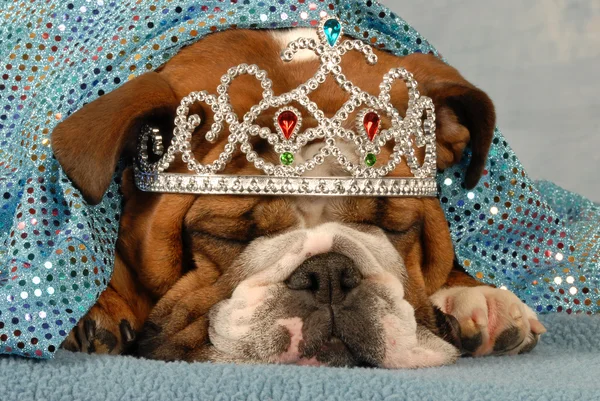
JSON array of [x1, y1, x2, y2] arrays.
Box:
[[135, 269, 231, 361]]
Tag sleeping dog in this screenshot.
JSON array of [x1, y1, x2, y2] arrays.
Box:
[[51, 27, 546, 367]]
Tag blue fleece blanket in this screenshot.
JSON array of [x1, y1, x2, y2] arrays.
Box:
[[2, 313, 599, 401]]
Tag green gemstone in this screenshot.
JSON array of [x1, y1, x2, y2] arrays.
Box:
[[280, 152, 294, 166], [365, 153, 377, 167]]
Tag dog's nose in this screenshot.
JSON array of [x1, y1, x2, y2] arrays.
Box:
[[285, 252, 362, 304]]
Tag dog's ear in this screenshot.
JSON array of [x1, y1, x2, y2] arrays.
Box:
[[51, 72, 179, 205], [420, 198, 456, 293], [428, 82, 496, 189], [402, 53, 496, 189]]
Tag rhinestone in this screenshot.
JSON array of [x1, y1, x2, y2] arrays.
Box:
[[363, 111, 381, 141], [377, 181, 388, 194], [318, 179, 329, 194], [201, 178, 210, 190], [300, 179, 310, 193], [323, 19, 342, 47], [280, 152, 294, 166], [284, 179, 294, 193], [277, 110, 298, 139], [266, 179, 277, 193], [249, 179, 260, 192], [365, 153, 377, 167]]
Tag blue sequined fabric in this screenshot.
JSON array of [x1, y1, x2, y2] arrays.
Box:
[[0, 0, 598, 359]]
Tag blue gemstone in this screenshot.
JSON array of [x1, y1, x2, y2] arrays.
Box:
[[323, 19, 341, 46]]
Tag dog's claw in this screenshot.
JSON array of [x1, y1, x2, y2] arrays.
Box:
[[73, 324, 83, 349], [84, 319, 96, 340], [120, 320, 136, 345], [83, 319, 97, 352]]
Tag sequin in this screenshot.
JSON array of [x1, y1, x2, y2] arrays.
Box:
[[0, 0, 598, 361]]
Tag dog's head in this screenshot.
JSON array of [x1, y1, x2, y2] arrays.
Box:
[[51, 29, 495, 367]]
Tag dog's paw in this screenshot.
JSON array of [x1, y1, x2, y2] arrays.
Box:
[[135, 272, 229, 361], [430, 286, 546, 356], [60, 289, 137, 355], [135, 303, 211, 361]]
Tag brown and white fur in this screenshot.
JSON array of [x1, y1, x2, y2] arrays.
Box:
[[50, 28, 546, 368]]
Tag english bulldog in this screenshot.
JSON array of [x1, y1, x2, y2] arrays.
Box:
[[51, 27, 546, 368]]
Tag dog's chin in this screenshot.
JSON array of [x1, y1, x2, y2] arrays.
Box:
[[206, 315, 373, 368], [263, 312, 381, 368], [273, 335, 369, 368]]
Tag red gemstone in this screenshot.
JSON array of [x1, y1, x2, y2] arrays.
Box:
[[277, 110, 298, 140], [363, 112, 380, 141]]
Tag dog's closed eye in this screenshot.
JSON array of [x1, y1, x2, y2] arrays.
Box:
[[189, 217, 259, 242], [381, 222, 421, 237]]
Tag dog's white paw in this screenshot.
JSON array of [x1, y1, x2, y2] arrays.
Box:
[[431, 286, 546, 356]]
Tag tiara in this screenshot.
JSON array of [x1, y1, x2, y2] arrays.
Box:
[[134, 16, 438, 197]]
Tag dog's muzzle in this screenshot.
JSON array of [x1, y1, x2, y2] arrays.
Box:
[[206, 223, 458, 368]]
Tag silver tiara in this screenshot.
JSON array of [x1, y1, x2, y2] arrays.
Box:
[[134, 16, 438, 197]]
